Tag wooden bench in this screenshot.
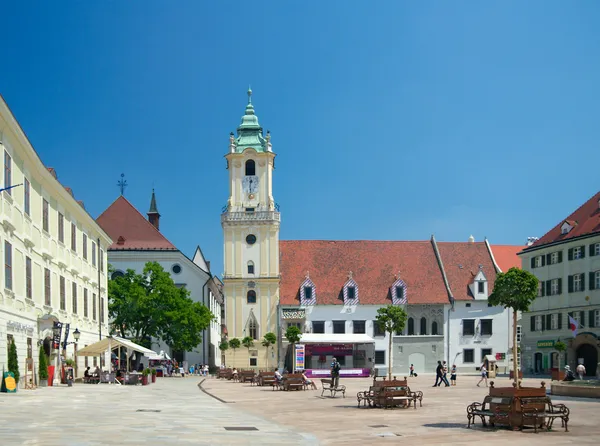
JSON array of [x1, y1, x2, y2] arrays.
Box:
[[381, 388, 416, 409], [358, 377, 419, 409], [320, 378, 346, 398], [283, 373, 305, 391], [258, 372, 276, 387], [218, 369, 232, 380], [467, 395, 514, 429], [239, 370, 256, 383], [520, 397, 570, 433]]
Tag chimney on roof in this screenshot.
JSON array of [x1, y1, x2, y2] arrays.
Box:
[[147, 189, 161, 231], [468, 235, 475, 243]]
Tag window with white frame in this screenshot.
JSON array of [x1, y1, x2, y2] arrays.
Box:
[[573, 247, 582, 259], [537, 281, 543, 297], [595, 243, 600, 256], [595, 271, 600, 289], [574, 274, 582, 292], [595, 310, 600, 327], [551, 279, 559, 295], [551, 252, 559, 264], [535, 315, 543, 331], [535, 256, 543, 268], [551, 313, 558, 330]]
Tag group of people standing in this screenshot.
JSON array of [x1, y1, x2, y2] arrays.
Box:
[[432, 360, 457, 387]]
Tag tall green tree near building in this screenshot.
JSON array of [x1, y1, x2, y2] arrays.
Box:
[[219, 341, 229, 366], [375, 305, 408, 380], [262, 332, 277, 368], [284, 326, 302, 371], [7, 338, 19, 384], [242, 336, 255, 366], [38, 348, 48, 381], [489, 267, 538, 389], [108, 262, 213, 351], [228, 338, 241, 365]]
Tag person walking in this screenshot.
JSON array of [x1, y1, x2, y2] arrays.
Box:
[[410, 364, 414, 377], [441, 361, 450, 387], [576, 363, 586, 380], [330, 358, 341, 388], [450, 364, 457, 386], [477, 365, 488, 387], [433, 361, 443, 387]]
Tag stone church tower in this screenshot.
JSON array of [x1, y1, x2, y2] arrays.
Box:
[[222, 89, 280, 368]]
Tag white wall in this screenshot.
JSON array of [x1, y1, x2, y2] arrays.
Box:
[[446, 300, 510, 373]]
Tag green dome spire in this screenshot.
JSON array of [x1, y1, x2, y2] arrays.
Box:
[[233, 87, 267, 153]]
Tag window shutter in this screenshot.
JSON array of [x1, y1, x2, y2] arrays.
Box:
[[558, 278, 562, 294], [568, 275, 573, 293], [589, 310, 596, 328], [541, 315, 546, 331], [546, 254, 551, 265], [541, 282, 546, 296], [541, 255, 546, 266], [590, 244, 596, 257], [530, 257, 536, 269], [568, 312, 573, 320], [545, 314, 551, 330], [580, 311, 585, 327], [546, 280, 551, 296], [557, 313, 562, 330], [581, 273, 585, 291], [568, 248, 573, 261], [558, 251, 563, 263], [530, 315, 536, 332], [590, 272, 596, 290], [581, 246, 586, 258]]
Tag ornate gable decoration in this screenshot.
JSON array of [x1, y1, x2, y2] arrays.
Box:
[[299, 272, 316, 305], [343, 271, 359, 305], [390, 273, 408, 305]]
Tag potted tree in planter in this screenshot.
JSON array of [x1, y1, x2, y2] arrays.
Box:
[[141, 368, 150, 385], [8, 338, 20, 390], [219, 341, 229, 368], [284, 326, 302, 372], [375, 305, 408, 380], [261, 332, 277, 370], [38, 348, 49, 387], [488, 267, 541, 428], [553, 340, 567, 381], [228, 338, 241, 368], [151, 368, 157, 383]]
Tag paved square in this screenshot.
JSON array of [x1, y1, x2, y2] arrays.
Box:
[[202, 374, 600, 445]]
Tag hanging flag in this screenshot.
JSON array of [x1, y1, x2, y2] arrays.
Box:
[[568, 315, 578, 338]]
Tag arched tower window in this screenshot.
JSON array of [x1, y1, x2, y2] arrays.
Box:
[[248, 315, 258, 340], [247, 261, 255, 275], [247, 290, 256, 304], [407, 317, 414, 335], [420, 317, 427, 335], [432, 321, 439, 336], [245, 160, 255, 176]]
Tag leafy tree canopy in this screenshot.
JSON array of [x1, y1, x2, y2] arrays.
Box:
[[262, 332, 277, 347], [285, 326, 302, 344], [489, 267, 538, 312], [242, 336, 255, 349], [376, 305, 408, 334], [8, 339, 19, 383], [228, 338, 241, 349], [219, 341, 229, 351], [108, 262, 213, 350]]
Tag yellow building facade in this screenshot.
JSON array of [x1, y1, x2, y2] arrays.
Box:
[[221, 90, 279, 369]]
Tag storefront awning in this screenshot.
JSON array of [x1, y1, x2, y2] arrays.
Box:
[[77, 336, 157, 357], [299, 333, 375, 344]]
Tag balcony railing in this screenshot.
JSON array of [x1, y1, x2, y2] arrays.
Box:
[[221, 211, 280, 223]]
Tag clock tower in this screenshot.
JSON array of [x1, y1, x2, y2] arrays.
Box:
[[222, 89, 280, 368]]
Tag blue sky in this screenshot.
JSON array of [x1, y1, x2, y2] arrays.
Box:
[[2, 2, 599, 276]]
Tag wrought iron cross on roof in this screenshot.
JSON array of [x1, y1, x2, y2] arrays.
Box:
[[117, 173, 128, 196]]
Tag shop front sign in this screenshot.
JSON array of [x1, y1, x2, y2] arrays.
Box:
[[537, 340, 555, 348]]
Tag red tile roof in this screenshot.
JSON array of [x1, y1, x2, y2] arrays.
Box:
[[279, 240, 449, 305], [527, 191, 600, 249], [490, 245, 522, 272], [96, 196, 176, 251], [435, 242, 498, 301]]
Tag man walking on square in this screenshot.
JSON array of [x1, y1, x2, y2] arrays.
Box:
[[433, 360, 443, 387], [330, 358, 340, 388], [441, 361, 450, 387]]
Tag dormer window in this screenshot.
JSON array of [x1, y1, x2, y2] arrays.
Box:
[[477, 281, 485, 294], [245, 159, 255, 176], [472, 270, 488, 299], [343, 273, 359, 305], [561, 221, 574, 235], [300, 274, 316, 305], [390, 276, 408, 305]]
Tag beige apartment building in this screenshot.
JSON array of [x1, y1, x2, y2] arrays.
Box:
[[0, 95, 112, 385]]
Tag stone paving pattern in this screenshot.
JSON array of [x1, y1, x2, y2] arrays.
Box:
[[0, 378, 317, 445], [202, 374, 600, 445]]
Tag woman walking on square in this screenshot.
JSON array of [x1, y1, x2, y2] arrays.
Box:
[[450, 364, 457, 386], [477, 365, 488, 387]]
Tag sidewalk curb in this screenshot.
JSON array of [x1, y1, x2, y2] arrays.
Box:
[[197, 378, 230, 404]]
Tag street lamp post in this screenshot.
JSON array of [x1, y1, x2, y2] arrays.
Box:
[[64, 328, 81, 378]]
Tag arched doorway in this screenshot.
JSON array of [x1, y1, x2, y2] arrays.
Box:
[[534, 352, 543, 373], [576, 343, 598, 376]]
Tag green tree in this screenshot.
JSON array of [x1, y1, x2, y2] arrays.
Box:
[[229, 338, 241, 365], [285, 326, 302, 372], [8, 338, 19, 384], [242, 337, 255, 368], [489, 267, 538, 389], [38, 348, 48, 380], [554, 340, 567, 371], [375, 305, 408, 379], [219, 341, 229, 366], [108, 262, 213, 350], [262, 332, 277, 369]]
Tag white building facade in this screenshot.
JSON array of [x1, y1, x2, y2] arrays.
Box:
[[0, 96, 112, 384]]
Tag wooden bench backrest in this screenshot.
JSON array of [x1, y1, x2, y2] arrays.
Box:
[[376, 379, 407, 389], [240, 370, 255, 376], [259, 371, 275, 378], [285, 373, 304, 380]]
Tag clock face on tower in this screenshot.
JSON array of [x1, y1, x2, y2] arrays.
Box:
[[243, 176, 259, 194]]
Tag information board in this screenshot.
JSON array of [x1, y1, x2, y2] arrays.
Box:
[[295, 344, 305, 371]]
